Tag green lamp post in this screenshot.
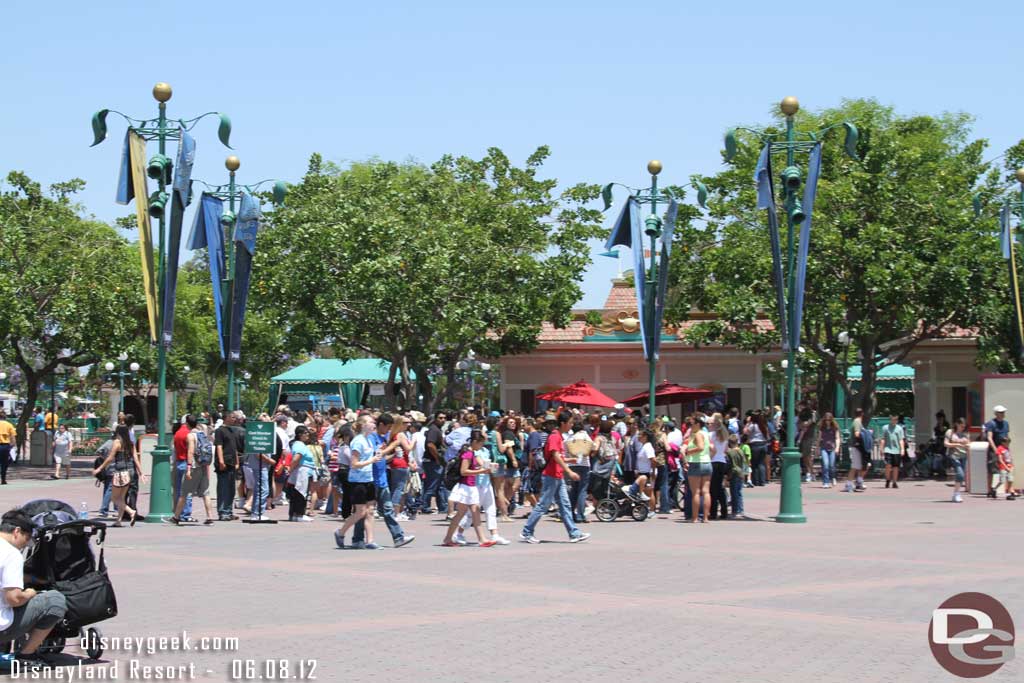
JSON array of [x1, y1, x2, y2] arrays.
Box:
[[193, 158, 286, 411], [601, 162, 708, 423], [90, 83, 232, 519], [724, 96, 859, 523]]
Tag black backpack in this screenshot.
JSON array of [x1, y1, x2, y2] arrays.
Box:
[[444, 453, 467, 490]]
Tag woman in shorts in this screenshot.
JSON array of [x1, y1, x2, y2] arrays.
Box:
[[91, 425, 143, 527], [499, 416, 523, 518], [335, 416, 383, 548], [945, 417, 970, 503], [684, 414, 712, 522]]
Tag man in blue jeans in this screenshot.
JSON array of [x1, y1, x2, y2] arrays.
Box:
[[420, 413, 448, 513], [352, 413, 415, 549], [171, 417, 194, 520], [521, 412, 590, 544]]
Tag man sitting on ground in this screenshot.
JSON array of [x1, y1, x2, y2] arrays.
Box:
[[0, 508, 67, 668]]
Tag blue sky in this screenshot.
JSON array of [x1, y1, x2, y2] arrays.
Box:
[[2, 0, 1021, 307]]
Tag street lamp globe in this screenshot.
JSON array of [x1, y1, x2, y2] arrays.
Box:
[[838, 331, 851, 346], [225, 155, 241, 172], [780, 96, 800, 116], [182, 366, 190, 374], [457, 361, 469, 371], [129, 362, 140, 373], [104, 362, 115, 372], [152, 82, 173, 102], [479, 363, 491, 371], [243, 371, 251, 380], [0, 372, 6, 381], [1016, 168, 1024, 185], [781, 359, 789, 369], [647, 160, 663, 176], [117, 352, 128, 362]]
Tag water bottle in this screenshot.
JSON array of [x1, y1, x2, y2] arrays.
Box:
[[79, 502, 88, 520]]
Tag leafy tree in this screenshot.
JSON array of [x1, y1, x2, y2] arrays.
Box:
[[253, 148, 603, 412], [669, 100, 1006, 418], [0, 171, 146, 446]]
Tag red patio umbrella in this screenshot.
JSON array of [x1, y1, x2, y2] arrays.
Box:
[[621, 380, 715, 407], [537, 380, 619, 409]]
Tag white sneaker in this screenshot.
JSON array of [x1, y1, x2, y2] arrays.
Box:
[[638, 492, 651, 502], [584, 505, 595, 516], [492, 535, 511, 545], [822, 482, 830, 489], [832, 478, 837, 486], [396, 513, 410, 522], [296, 515, 313, 522], [953, 493, 963, 503], [843, 482, 853, 493], [804, 474, 812, 482], [453, 533, 468, 546]]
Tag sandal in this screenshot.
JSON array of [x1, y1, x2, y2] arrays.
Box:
[[441, 540, 459, 547]]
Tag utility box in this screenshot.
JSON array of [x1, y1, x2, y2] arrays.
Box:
[[30, 430, 53, 466], [968, 441, 990, 495]]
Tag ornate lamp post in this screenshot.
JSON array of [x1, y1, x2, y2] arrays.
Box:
[[602, 162, 708, 423], [192, 157, 285, 412], [232, 370, 251, 415], [723, 96, 859, 523], [104, 356, 139, 414], [90, 83, 231, 519], [174, 365, 190, 420]]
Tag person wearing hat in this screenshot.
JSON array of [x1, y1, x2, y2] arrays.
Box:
[[984, 406, 1011, 499]]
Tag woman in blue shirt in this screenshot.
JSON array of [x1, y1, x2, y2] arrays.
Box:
[[286, 426, 316, 521]]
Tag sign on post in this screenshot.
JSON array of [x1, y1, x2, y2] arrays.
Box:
[[245, 419, 275, 454]]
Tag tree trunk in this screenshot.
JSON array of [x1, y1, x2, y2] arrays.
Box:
[[416, 367, 434, 413], [385, 358, 399, 409], [855, 345, 879, 422], [15, 380, 38, 457]]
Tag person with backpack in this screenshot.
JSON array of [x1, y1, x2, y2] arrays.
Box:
[[454, 430, 511, 545], [91, 425, 143, 527], [520, 417, 545, 512], [844, 408, 871, 493], [442, 430, 495, 547], [171, 415, 195, 521], [165, 415, 216, 525]]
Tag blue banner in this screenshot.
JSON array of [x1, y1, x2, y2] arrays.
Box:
[[756, 143, 789, 351], [161, 129, 196, 347], [187, 193, 226, 357], [790, 142, 821, 352], [115, 130, 134, 205], [649, 199, 678, 361], [228, 192, 262, 362]]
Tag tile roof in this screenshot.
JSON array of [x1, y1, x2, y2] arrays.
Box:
[[602, 281, 638, 311]]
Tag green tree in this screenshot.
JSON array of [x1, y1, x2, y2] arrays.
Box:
[[0, 171, 146, 446], [253, 148, 603, 412], [669, 100, 1006, 418]]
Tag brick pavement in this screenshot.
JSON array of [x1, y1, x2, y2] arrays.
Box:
[[0, 473, 1019, 682]]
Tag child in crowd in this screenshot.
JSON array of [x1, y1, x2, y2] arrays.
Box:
[[726, 434, 745, 517], [994, 436, 1016, 501], [740, 433, 753, 488]]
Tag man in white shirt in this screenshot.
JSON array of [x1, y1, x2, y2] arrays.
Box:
[[0, 508, 67, 667]]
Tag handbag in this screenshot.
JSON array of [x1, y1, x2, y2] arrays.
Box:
[[55, 547, 118, 627], [405, 470, 422, 494], [274, 450, 293, 476]]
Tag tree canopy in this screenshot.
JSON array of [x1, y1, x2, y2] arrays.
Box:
[[252, 147, 603, 411], [668, 99, 1010, 417]]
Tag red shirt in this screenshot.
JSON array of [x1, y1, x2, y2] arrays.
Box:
[[389, 432, 409, 469], [542, 429, 565, 479], [173, 424, 190, 461]]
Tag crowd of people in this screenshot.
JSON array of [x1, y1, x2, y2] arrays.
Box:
[[57, 399, 1017, 540]]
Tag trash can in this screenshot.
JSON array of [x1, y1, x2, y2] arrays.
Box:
[[30, 430, 53, 466], [968, 441, 990, 495]]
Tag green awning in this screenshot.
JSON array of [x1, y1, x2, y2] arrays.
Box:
[[846, 363, 914, 394], [268, 359, 415, 409]]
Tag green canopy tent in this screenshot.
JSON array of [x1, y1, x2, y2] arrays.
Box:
[[267, 359, 415, 411], [836, 363, 915, 418]]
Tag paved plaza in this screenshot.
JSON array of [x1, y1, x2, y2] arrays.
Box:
[[0, 462, 1019, 682]]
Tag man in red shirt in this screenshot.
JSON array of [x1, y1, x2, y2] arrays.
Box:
[[172, 416, 194, 521], [520, 412, 590, 544]]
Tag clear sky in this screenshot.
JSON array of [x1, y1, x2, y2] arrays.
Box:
[[2, 0, 1021, 308]]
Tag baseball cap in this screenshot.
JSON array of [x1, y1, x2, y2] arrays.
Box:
[[994, 405, 1007, 413], [489, 410, 501, 417]]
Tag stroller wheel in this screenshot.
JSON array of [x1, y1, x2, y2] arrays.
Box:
[[595, 499, 619, 522], [85, 627, 103, 660], [39, 636, 65, 655], [631, 503, 650, 522]]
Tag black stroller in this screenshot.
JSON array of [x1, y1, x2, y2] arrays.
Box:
[[14, 499, 116, 660], [594, 478, 650, 522]]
